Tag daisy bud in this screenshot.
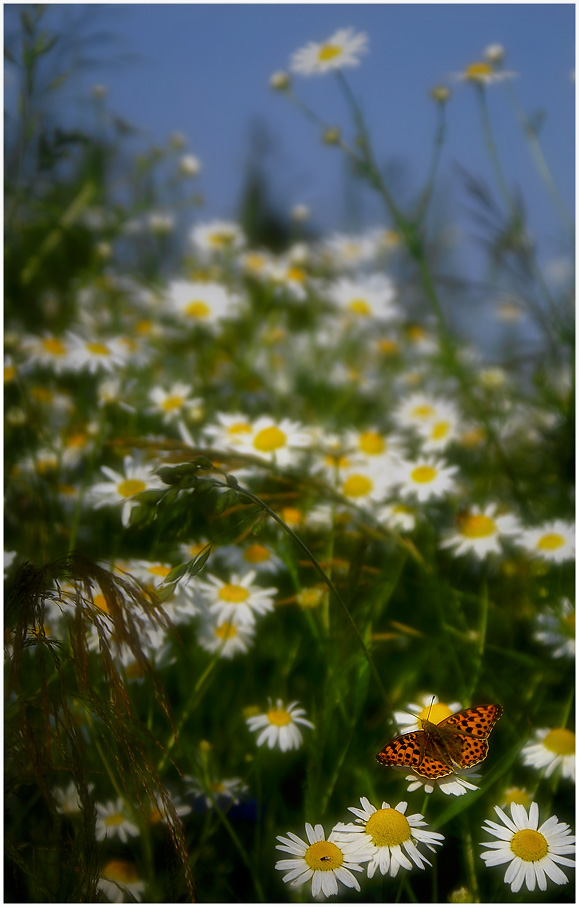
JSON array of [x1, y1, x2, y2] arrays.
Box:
[[269, 71, 291, 91]]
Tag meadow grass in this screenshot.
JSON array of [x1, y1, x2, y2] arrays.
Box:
[[4, 11, 575, 903]]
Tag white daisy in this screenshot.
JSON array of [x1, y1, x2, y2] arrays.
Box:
[[178, 154, 202, 177], [319, 231, 379, 270], [53, 780, 93, 816], [533, 597, 575, 659], [237, 416, 311, 467], [186, 775, 248, 810], [290, 28, 369, 76], [440, 504, 521, 558], [394, 456, 458, 503], [194, 571, 277, 626], [337, 462, 395, 508], [327, 274, 397, 323], [275, 821, 374, 897], [480, 802, 575, 893], [416, 403, 462, 452], [404, 769, 480, 797], [95, 798, 140, 842], [518, 519, 575, 563], [88, 455, 164, 527], [148, 382, 201, 423], [190, 220, 245, 257], [166, 279, 239, 326], [202, 411, 255, 449], [521, 728, 575, 782], [97, 860, 146, 903], [393, 393, 453, 432], [454, 61, 517, 85], [334, 797, 444, 878], [346, 427, 405, 466], [217, 542, 284, 575], [197, 616, 255, 659], [247, 699, 314, 752], [65, 332, 127, 374], [20, 333, 72, 373], [376, 502, 418, 533]]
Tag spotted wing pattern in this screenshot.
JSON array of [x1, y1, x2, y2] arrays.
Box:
[[376, 704, 502, 780]]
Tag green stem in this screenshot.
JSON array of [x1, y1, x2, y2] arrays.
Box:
[[212, 479, 395, 721], [415, 103, 447, 223]]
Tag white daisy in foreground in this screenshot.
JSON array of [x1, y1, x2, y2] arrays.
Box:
[[533, 597, 575, 659], [480, 802, 575, 893], [327, 274, 397, 323], [197, 616, 255, 659], [334, 797, 444, 878], [88, 455, 164, 527], [275, 821, 374, 897], [394, 456, 458, 503], [95, 798, 140, 842], [166, 279, 239, 326], [97, 859, 146, 903], [518, 519, 575, 564], [290, 27, 369, 76], [195, 571, 277, 626], [441, 504, 521, 559], [148, 382, 201, 423], [521, 728, 575, 782], [247, 699, 314, 751]]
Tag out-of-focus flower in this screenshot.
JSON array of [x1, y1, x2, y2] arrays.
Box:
[[178, 154, 202, 176], [247, 699, 314, 751], [441, 504, 521, 559], [270, 71, 291, 91], [194, 571, 277, 627], [97, 860, 146, 903], [88, 455, 164, 527], [518, 520, 575, 564], [95, 799, 140, 842], [166, 280, 239, 326], [533, 598, 575, 659], [290, 28, 369, 76], [521, 728, 575, 782], [190, 220, 245, 257]]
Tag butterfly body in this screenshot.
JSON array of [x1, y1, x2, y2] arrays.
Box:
[[376, 704, 502, 780]]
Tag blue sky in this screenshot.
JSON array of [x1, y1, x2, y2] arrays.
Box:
[[6, 3, 575, 283]]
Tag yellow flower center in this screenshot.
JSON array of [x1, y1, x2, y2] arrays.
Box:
[[297, 587, 324, 609], [342, 474, 373, 498], [210, 781, 225, 792], [43, 337, 67, 356], [136, 320, 152, 335], [410, 404, 435, 421], [102, 860, 140, 884], [461, 514, 496, 538], [245, 253, 266, 272], [286, 266, 305, 283], [253, 426, 286, 453], [378, 338, 399, 355], [461, 427, 486, 447], [243, 544, 270, 564], [93, 593, 110, 613], [430, 421, 451, 440], [536, 533, 565, 551], [162, 395, 185, 411], [503, 788, 531, 808], [465, 62, 494, 81], [348, 297, 371, 316], [86, 342, 110, 356], [366, 807, 411, 847], [117, 478, 147, 498], [4, 364, 16, 382], [410, 465, 438, 484], [305, 839, 344, 871], [359, 431, 385, 455], [317, 43, 342, 63], [209, 231, 234, 247], [563, 611, 575, 635], [407, 325, 427, 342], [510, 829, 549, 862], [325, 453, 351, 470], [105, 812, 125, 827], [419, 702, 453, 725], [543, 728, 575, 756], [185, 300, 211, 318], [227, 421, 252, 435], [281, 507, 302, 527], [31, 386, 52, 403], [148, 565, 172, 577], [149, 807, 163, 824], [218, 583, 249, 603], [65, 432, 87, 449], [126, 661, 145, 680], [215, 621, 238, 640], [266, 707, 292, 726]]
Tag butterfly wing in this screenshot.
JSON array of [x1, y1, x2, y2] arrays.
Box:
[[454, 734, 489, 768], [376, 730, 455, 779], [438, 704, 503, 738], [376, 730, 424, 770]]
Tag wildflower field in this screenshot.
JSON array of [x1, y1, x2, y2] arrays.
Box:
[[4, 10, 575, 904]]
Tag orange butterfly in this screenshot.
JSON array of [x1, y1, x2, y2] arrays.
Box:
[[376, 704, 503, 779]]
